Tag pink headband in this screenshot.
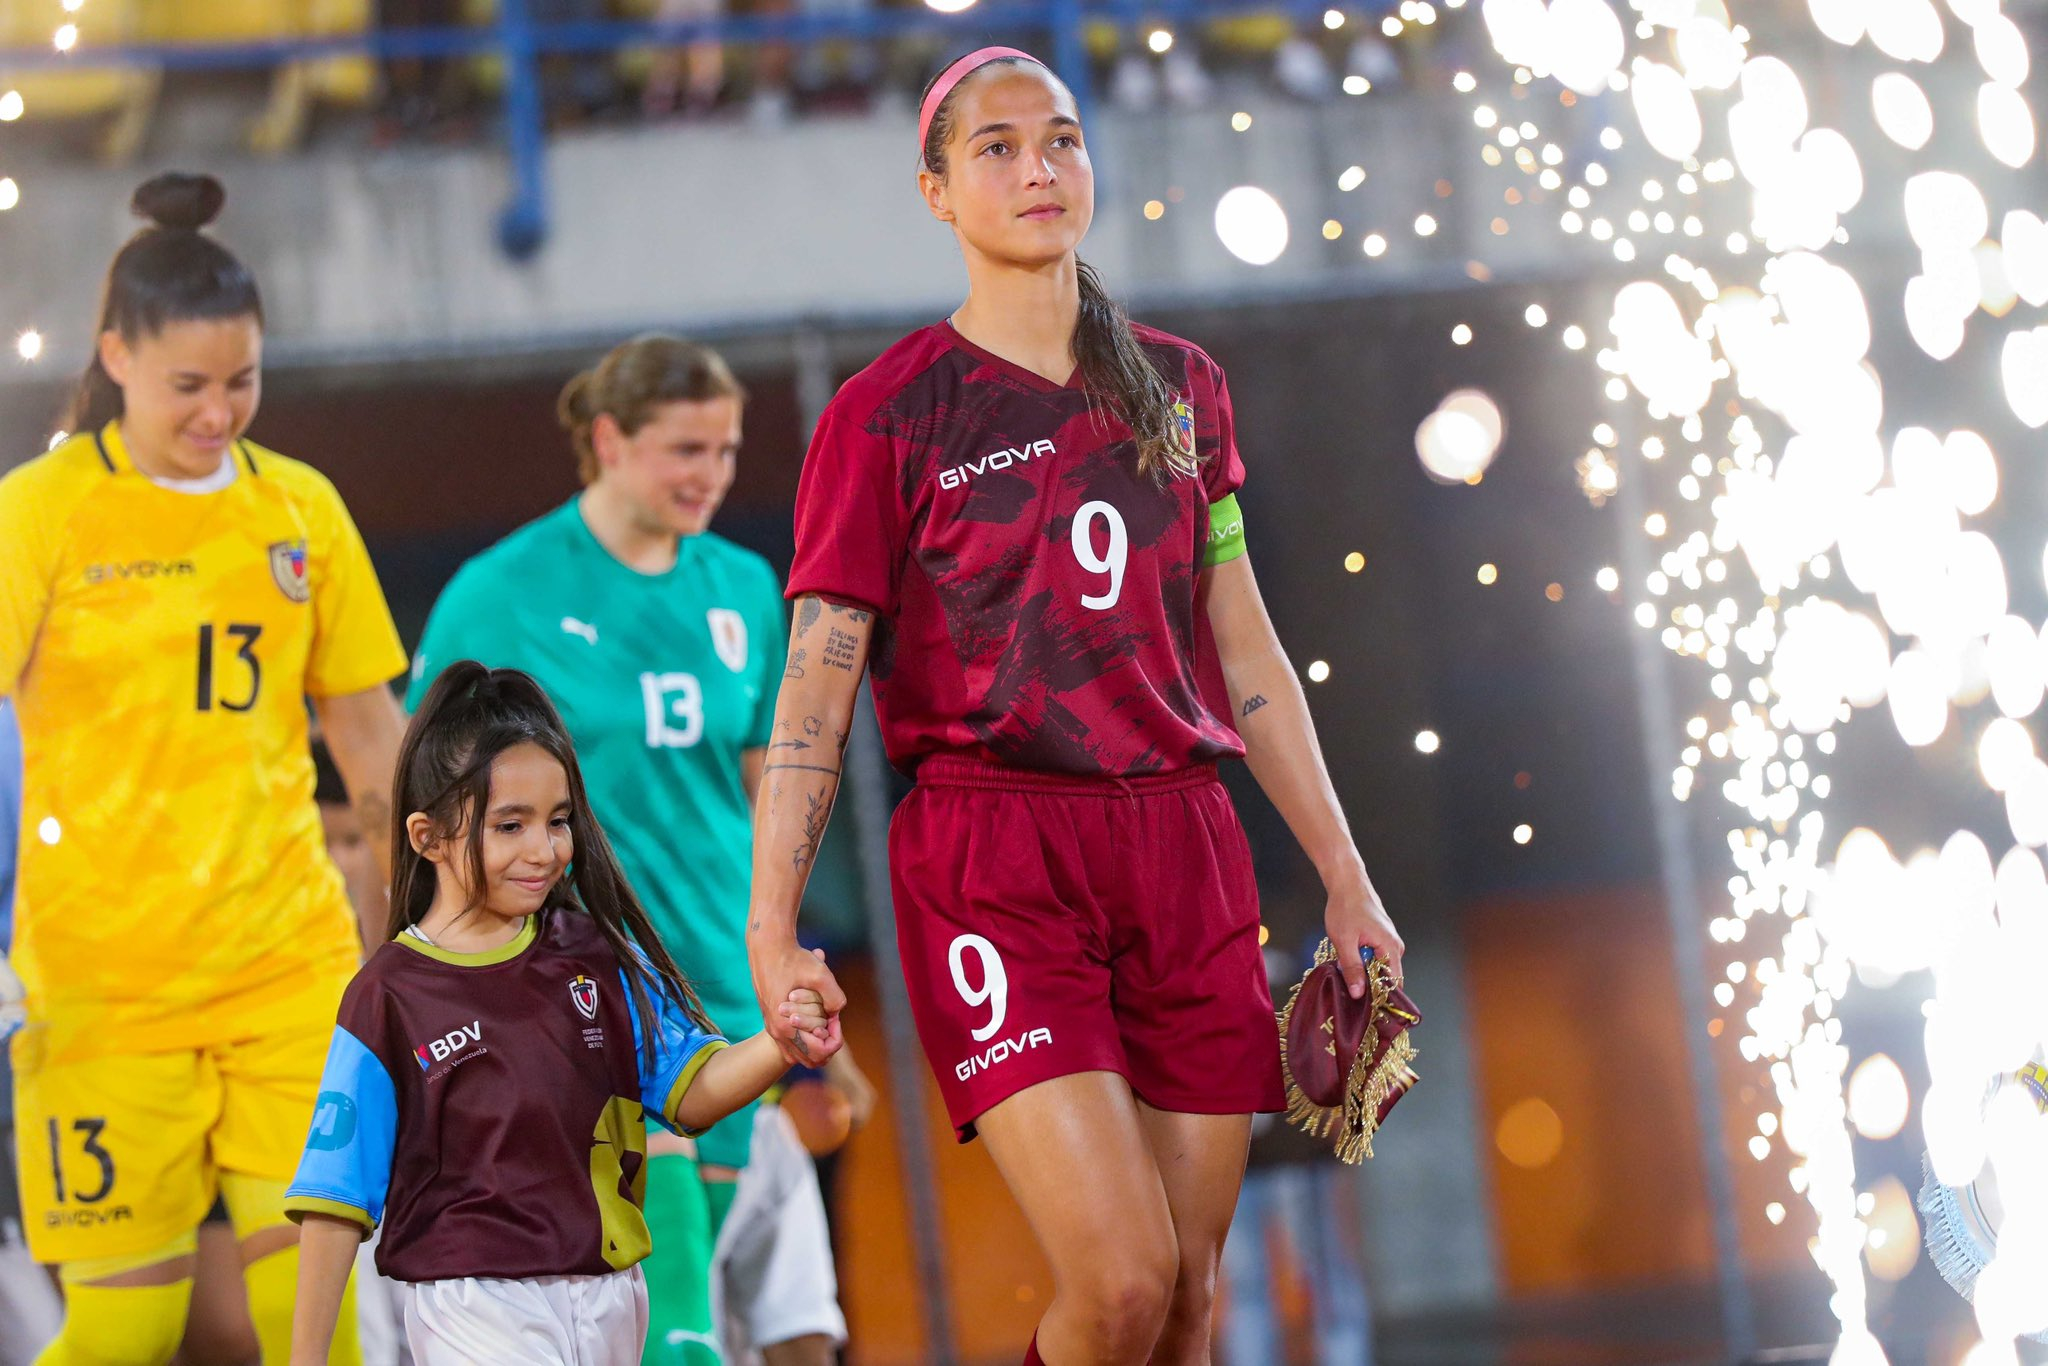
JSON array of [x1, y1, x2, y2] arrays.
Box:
[[919, 46, 1044, 169]]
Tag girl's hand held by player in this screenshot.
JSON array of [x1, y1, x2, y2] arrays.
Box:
[[750, 939, 846, 1066]]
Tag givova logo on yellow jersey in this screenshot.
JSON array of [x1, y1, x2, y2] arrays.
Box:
[[45, 1204, 133, 1230], [83, 558, 193, 584]]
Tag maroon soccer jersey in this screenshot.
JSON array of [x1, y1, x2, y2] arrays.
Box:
[[787, 321, 1247, 777]]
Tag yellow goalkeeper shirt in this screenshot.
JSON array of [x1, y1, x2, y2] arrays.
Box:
[[0, 423, 406, 1062]]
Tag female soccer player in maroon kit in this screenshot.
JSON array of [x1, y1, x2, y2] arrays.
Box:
[[746, 47, 1405, 1366]]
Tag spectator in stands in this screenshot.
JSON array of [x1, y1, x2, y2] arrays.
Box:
[[536, 0, 623, 121], [1110, 32, 1213, 111], [643, 0, 729, 119], [374, 0, 468, 137]]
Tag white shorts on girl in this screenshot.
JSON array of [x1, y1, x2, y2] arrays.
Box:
[[399, 1266, 648, 1366], [355, 1227, 412, 1366]]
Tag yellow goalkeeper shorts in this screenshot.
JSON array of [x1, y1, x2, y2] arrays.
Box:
[[11, 1010, 336, 1266]]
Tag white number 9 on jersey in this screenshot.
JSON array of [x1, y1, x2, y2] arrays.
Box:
[[947, 933, 1010, 1042], [1071, 500, 1128, 611]]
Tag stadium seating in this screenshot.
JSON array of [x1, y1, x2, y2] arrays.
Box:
[[0, 0, 157, 158], [136, 0, 376, 152]]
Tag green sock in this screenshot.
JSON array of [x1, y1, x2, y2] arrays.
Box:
[[701, 1170, 740, 1240], [641, 1151, 723, 1365]]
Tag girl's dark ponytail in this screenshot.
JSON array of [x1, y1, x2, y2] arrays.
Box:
[[66, 172, 262, 435]]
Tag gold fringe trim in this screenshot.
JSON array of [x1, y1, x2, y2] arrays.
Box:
[[1275, 942, 1419, 1164]]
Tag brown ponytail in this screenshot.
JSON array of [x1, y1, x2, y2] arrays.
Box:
[[556, 334, 748, 484], [918, 57, 1196, 481]]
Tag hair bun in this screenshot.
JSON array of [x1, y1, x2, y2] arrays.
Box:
[[131, 172, 225, 232]]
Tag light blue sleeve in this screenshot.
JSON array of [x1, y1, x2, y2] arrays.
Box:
[[621, 968, 728, 1135], [284, 1025, 399, 1232]]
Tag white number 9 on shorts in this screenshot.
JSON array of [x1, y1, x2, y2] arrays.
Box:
[[946, 934, 1010, 1043]]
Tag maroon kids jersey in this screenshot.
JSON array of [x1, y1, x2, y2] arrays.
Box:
[[787, 321, 1249, 777], [282, 910, 725, 1282]]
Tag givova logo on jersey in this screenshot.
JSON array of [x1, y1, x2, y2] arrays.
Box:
[[946, 933, 1054, 1081], [936, 439, 1057, 491]]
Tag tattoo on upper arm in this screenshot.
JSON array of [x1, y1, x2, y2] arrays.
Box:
[[1242, 695, 1270, 719], [822, 628, 859, 671], [797, 598, 823, 636], [785, 648, 807, 680]]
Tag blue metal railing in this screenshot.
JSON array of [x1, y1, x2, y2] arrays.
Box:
[[0, 0, 1406, 255]]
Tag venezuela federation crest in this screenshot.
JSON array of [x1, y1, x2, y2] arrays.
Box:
[[569, 974, 600, 1021], [268, 539, 310, 603], [1171, 400, 1197, 461]]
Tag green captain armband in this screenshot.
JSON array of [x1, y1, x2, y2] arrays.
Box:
[[1203, 493, 1247, 568]]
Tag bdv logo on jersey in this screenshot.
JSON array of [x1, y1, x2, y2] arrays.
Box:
[[569, 974, 600, 1021], [268, 539, 310, 603], [414, 1021, 483, 1070], [707, 608, 748, 673]]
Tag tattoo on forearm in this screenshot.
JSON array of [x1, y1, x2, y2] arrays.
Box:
[[793, 789, 833, 872], [1242, 694, 1270, 718], [803, 716, 822, 737], [823, 628, 859, 672], [785, 648, 807, 680], [764, 763, 842, 776]]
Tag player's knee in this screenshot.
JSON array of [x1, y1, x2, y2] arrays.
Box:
[[1069, 1242, 1177, 1357]]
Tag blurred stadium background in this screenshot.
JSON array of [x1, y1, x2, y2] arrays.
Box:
[[5, 1, 2048, 1362]]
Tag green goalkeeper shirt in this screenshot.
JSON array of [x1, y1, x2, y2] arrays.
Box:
[[408, 498, 787, 1167]]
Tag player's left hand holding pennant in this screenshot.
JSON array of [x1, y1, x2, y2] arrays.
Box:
[[1324, 862, 1404, 999]]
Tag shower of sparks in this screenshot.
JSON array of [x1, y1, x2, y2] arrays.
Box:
[[1460, 0, 2046, 1357]]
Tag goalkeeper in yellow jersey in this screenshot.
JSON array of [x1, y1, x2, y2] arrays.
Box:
[[0, 173, 409, 1366]]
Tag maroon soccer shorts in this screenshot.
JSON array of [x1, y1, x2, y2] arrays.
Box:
[[888, 756, 1286, 1141]]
